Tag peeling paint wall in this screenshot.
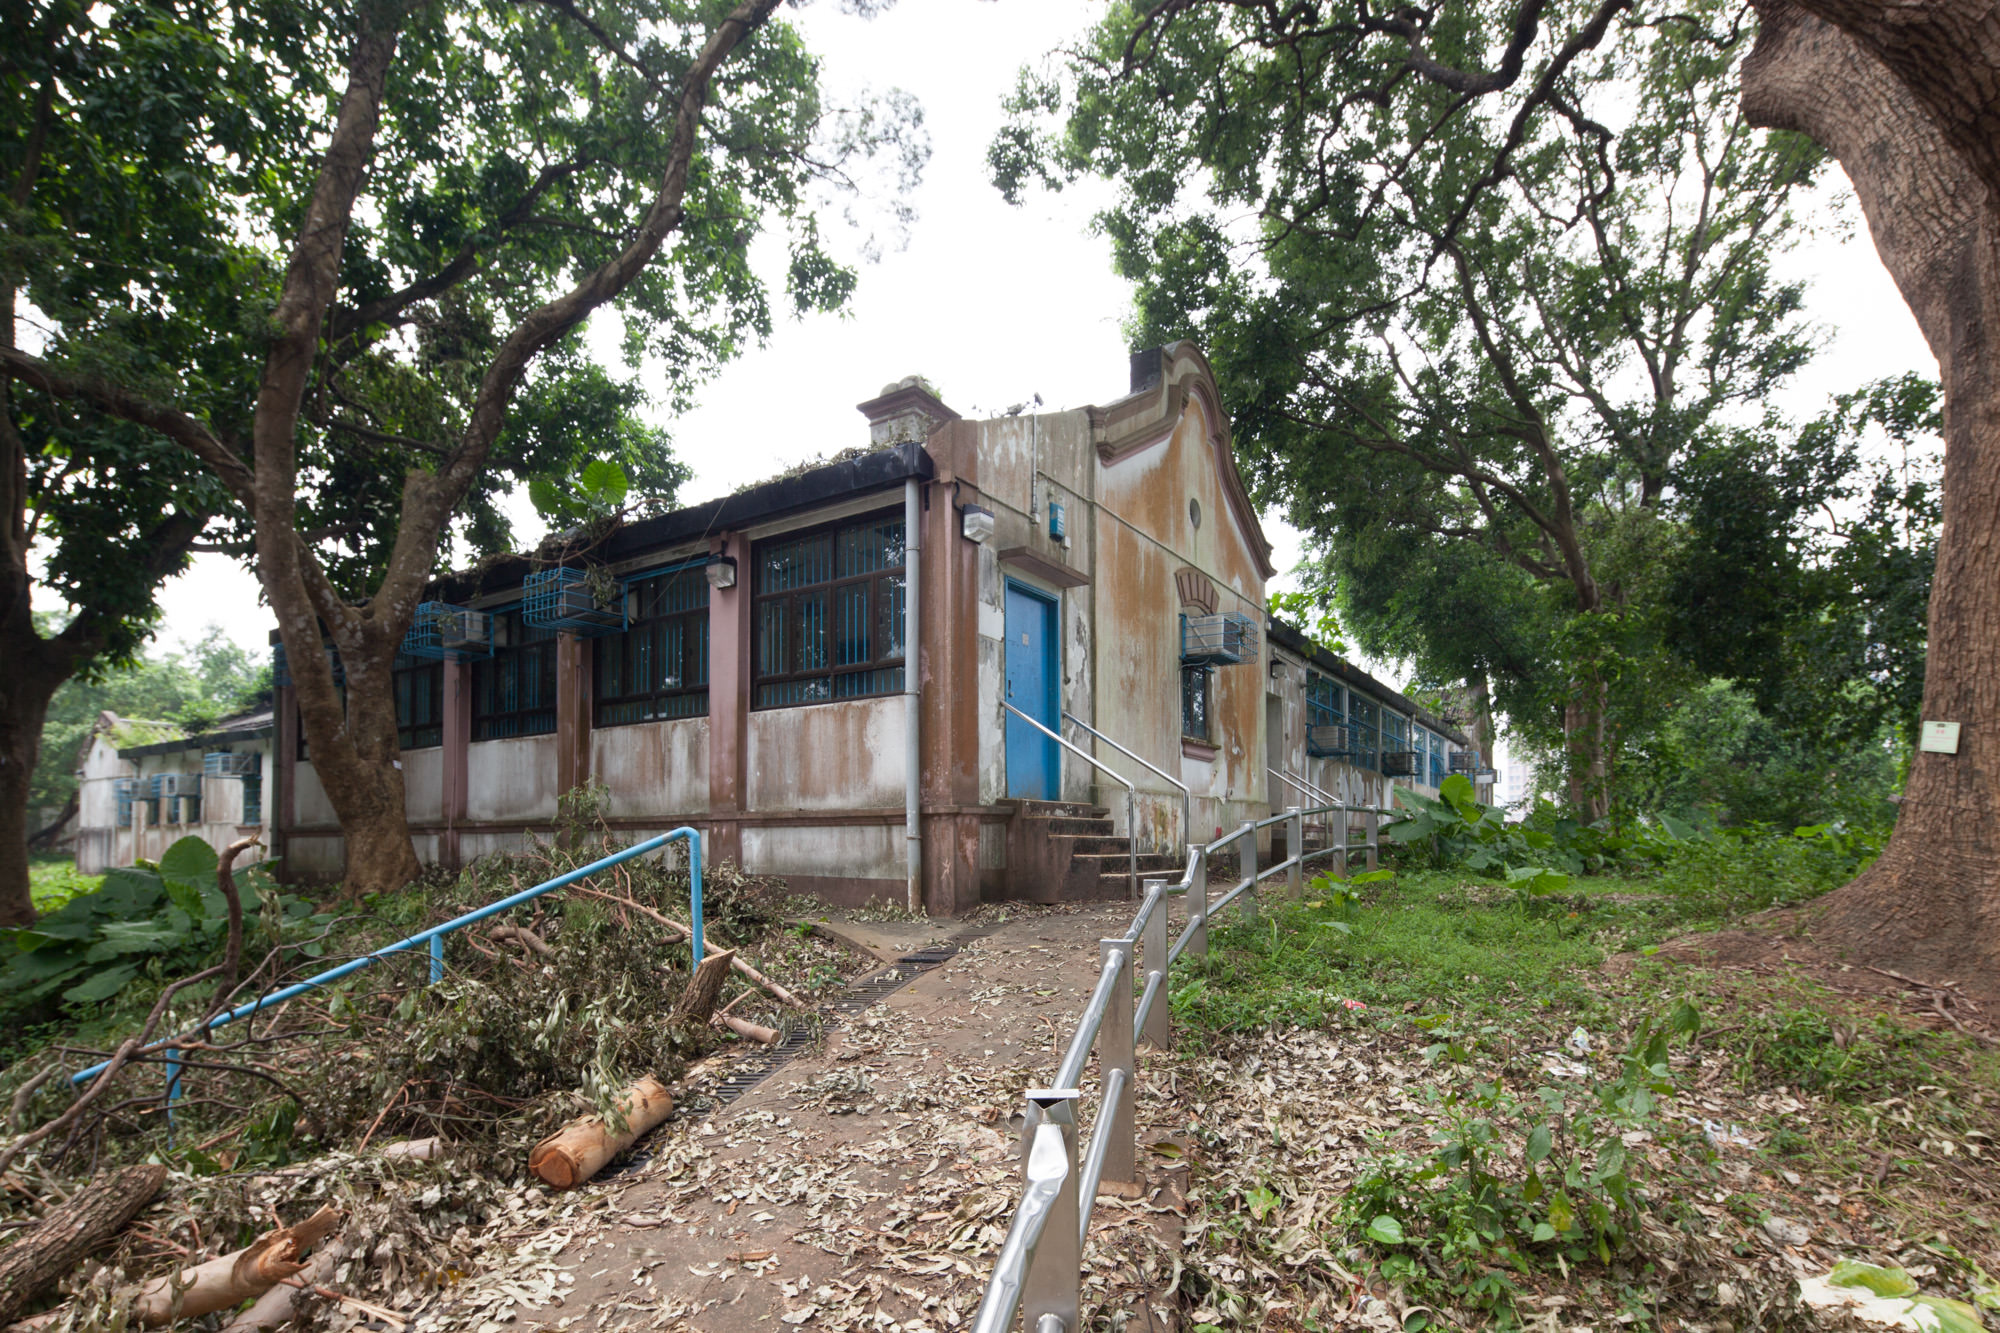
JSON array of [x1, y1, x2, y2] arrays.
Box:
[[747, 699, 904, 811], [294, 761, 336, 827], [404, 748, 443, 824], [467, 735, 559, 822], [743, 823, 903, 881], [591, 718, 708, 817]]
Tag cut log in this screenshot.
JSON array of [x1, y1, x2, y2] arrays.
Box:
[[131, 1205, 341, 1326], [671, 948, 735, 1027], [376, 1137, 442, 1161], [0, 1163, 167, 1326], [217, 1240, 344, 1333], [527, 1077, 674, 1190], [715, 1014, 781, 1045]]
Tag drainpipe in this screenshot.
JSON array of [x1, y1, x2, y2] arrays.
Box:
[[904, 477, 923, 914]]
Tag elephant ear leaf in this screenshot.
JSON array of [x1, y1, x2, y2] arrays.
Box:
[[64, 964, 141, 1005], [159, 837, 219, 893]]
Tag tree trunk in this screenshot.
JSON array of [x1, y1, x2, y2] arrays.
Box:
[[0, 1163, 168, 1325], [0, 648, 68, 927], [1743, 0, 2000, 998], [27, 791, 78, 850], [671, 948, 736, 1027]]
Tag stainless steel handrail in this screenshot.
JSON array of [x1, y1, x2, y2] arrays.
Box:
[[974, 799, 1416, 1330], [1005, 701, 1139, 898], [1065, 712, 1191, 856], [1270, 765, 1337, 807]]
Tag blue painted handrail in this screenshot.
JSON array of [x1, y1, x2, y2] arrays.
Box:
[[71, 827, 705, 1089]]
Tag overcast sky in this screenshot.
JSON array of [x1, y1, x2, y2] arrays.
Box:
[[129, 0, 1934, 719]]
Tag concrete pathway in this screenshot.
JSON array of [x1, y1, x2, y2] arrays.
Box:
[[446, 904, 1188, 1333]]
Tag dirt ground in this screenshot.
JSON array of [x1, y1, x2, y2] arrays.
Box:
[[409, 903, 1188, 1333]]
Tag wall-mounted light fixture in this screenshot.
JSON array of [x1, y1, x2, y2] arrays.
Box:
[[705, 556, 738, 590], [961, 504, 995, 544]]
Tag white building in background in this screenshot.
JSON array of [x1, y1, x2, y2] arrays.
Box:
[[1496, 754, 1538, 811], [73, 710, 274, 874]]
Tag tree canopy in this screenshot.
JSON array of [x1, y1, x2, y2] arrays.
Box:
[[997, 0, 1931, 822], [2, 0, 925, 915]]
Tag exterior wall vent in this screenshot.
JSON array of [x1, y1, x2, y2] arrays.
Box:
[[1181, 611, 1259, 666], [523, 567, 627, 636]]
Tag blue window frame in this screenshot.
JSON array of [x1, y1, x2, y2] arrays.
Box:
[[472, 608, 557, 740], [753, 510, 906, 708], [596, 565, 710, 725]]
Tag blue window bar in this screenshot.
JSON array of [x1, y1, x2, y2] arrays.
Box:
[[472, 609, 557, 740], [753, 511, 906, 708], [597, 563, 711, 725]]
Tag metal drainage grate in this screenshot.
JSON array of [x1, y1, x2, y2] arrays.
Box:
[[605, 927, 990, 1175]]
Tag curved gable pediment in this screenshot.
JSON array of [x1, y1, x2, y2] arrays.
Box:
[[1085, 342, 1277, 579]]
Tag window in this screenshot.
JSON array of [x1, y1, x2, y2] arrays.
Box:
[[597, 565, 710, 725], [754, 513, 906, 708], [395, 655, 444, 750], [179, 789, 203, 825], [472, 609, 557, 740], [1306, 672, 1342, 728], [242, 769, 263, 826], [1348, 695, 1380, 771], [1181, 665, 1210, 741]]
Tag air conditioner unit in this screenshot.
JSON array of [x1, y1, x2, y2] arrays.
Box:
[[1181, 612, 1260, 666], [204, 751, 259, 778], [1306, 724, 1353, 759], [524, 567, 626, 635], [404, 601, 494, 659], [1449, 750, 1480, 774], [1380, 750, 1420, 778]]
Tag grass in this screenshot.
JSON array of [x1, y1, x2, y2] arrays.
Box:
[[1164, 847, 2000, 1330], [28, 854, 100, 910], [1170, 869, 1681, 1037]]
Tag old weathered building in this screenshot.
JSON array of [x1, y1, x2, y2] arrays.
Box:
[[88, 345, 1478, 908], [72, 711, 274, 874]]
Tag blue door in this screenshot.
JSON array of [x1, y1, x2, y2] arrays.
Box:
[[1004, 583, 1060, 800]]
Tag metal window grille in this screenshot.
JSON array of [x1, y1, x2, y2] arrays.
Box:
[[471, 609, 557, 740], [1305, 672, 1350, 757], [272, 642, 345, 687], [596, 564, 710, 726], [115, 778, 135, 828], [395, 654, 445, 749], [1180, 611, 1259, 666], [242, 770, 263, 827], [1180, 664, 1210, 741], [753, 512, 906, 709], [524, 567, 627, 635], [1347, 695, 1381, 771]]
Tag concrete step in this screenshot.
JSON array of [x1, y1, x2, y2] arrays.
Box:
[[1027, 815, 1117, 837], [1048, 834, 1129, 856], [1070, 851, 1185, 875], [1010, 799, 1110, 820]]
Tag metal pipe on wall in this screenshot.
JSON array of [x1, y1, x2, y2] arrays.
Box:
[[904, 477, 923, 914]]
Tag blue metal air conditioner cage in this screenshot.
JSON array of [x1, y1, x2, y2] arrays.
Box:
[[1180, 612, 1260, 666], [401, 602, 494, 660], [1306, 723, 1353, 759], [204, 752, 259, 778], [523, 567, 627, 636]]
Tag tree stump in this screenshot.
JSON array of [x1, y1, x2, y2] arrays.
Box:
[[670, 948, 736, 1027], [0, 1163, 167, 1325]]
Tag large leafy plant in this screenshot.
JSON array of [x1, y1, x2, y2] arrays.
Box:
[[0, 837, 324, 1012]]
